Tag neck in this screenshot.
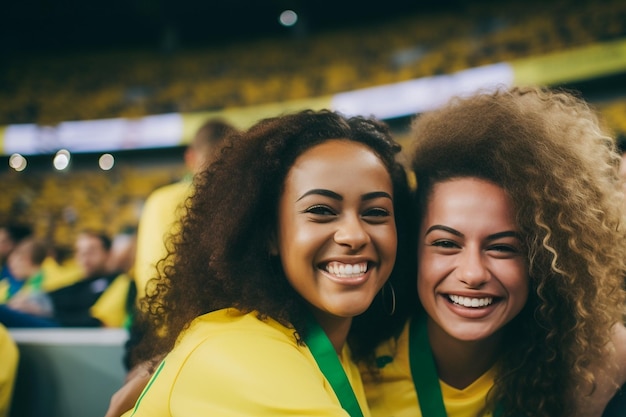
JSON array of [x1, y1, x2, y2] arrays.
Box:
[[311, 311, 352, 355], [427, 318, 502, 389]]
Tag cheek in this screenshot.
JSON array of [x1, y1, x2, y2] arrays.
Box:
[[504, 263, 529, 310], [381, 227, 398, 258], [278, 223, 323, 278], [416, 249, 442, 287], [373, 226, 398, 269], [279, 222, 317, 257], [416, 259, 437, 300]]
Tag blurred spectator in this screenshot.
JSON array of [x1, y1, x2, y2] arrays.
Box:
[[0, 224, 33, 294], [0, 238, 47, 303], [107, 227, 137, 277], [133, 118, 238, 299], [0, 323, 18, 417], [122, 119, 237, 372], [95, 227, 138, 329], [40, 243, 84, 292], [0, 230, 130, 327]]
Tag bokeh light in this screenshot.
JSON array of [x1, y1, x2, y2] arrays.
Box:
[[53, 150, 71, 170], [99, 153, 115, 170], [279, 10, 298, 27], [9, 153, 27, 172]]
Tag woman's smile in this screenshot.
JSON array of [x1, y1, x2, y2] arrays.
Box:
[[276, 139, 397, 323]]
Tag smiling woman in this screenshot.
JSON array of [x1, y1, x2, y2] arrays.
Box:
[[276, 139, 398, 349], [111, 110, 414, 417], [417, 178, 529, 349], [364, 86, 626, 417]]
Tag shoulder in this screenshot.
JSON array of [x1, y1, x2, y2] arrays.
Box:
[[145, 181, 191, 204], [137, 310, 352, 415], [170, 310, 322, 384], [177, 309, 300, 356], [139, 182, 191, 224]]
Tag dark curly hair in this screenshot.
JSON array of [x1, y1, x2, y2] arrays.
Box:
[[410, 86, 626, 417], [133, 109, 415, 369]]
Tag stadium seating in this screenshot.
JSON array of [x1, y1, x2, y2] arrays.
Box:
[[1, 0, 626, 246]]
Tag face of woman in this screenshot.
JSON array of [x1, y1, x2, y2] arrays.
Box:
[[417, 177, 528, 343], [276, 139, 397, 327]]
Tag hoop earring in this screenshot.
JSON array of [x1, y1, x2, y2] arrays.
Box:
[[381, 282, 396, 316]]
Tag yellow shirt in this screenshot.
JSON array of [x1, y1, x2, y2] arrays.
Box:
[[41, 257, 83, 291], [365, 320, 496, 417], [0, 324, 18, 417], [125, 309, 370, 417], [89, 273, 132, 327], [134, 180, 192, 299]]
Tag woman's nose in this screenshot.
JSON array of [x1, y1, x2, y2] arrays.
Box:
[[457, 248, 490, 288], [334, 215, 370, 250]]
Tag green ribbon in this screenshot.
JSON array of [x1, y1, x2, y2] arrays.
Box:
[[409, 315, 503, 417], [304, 316, 365, 417]]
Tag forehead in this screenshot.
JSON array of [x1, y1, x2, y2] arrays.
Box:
[[285, 139, 391, 188], [425, 178, 517, 224]]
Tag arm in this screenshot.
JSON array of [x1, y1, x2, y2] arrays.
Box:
[[104, 360, 156, 417]]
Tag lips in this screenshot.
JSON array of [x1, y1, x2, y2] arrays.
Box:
[[447, 294, 495, 308], [319, 261, 372, 287], [324, 261, 368, 278], [441, 293, 502, 320]]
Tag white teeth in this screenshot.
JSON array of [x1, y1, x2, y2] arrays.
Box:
[[448, 294, 493, 308], [326, 262, 367, 278]]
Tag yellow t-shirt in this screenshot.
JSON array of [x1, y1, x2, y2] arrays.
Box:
[[0, 324, 18, 417], [41, 257, 83, 291], [134, 180, 192, 299], [365, 320, 496, 417], [89, 273, 132, 327], [125, 309, 370, 417]]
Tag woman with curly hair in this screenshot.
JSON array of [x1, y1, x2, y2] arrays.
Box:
[[365, 86, 626, 417], [120, 109, 414, 417]]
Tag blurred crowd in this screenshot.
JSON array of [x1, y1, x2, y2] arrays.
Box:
[[1, 0, 625, 126]]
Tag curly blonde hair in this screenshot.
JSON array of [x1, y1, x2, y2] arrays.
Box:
[[410, 86, 626, 417]]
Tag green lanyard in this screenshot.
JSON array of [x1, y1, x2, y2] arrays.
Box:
[[304, 317, 365, 417], [408, 315, 503, 417]]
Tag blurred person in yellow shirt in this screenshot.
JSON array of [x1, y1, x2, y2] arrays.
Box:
[[0, 230, 130, 328], [133, 118, 238, 299], [0, 323, 17, 417]]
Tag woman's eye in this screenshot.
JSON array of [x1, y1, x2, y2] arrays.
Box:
[[363, 207, 391, 218], [304, 205, 336, 216], [430, 239, 459, 249], [489, 244, 521, 256]]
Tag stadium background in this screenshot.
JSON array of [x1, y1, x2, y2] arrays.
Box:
[[2, 0, 626, 251]]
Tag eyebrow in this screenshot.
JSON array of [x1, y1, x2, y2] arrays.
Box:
[[424, 225, 521, 240], [296, 189, 392, 202]]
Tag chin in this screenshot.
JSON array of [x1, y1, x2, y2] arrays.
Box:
[[445, 325, 499, 343], [334, 308, 368, 318]]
